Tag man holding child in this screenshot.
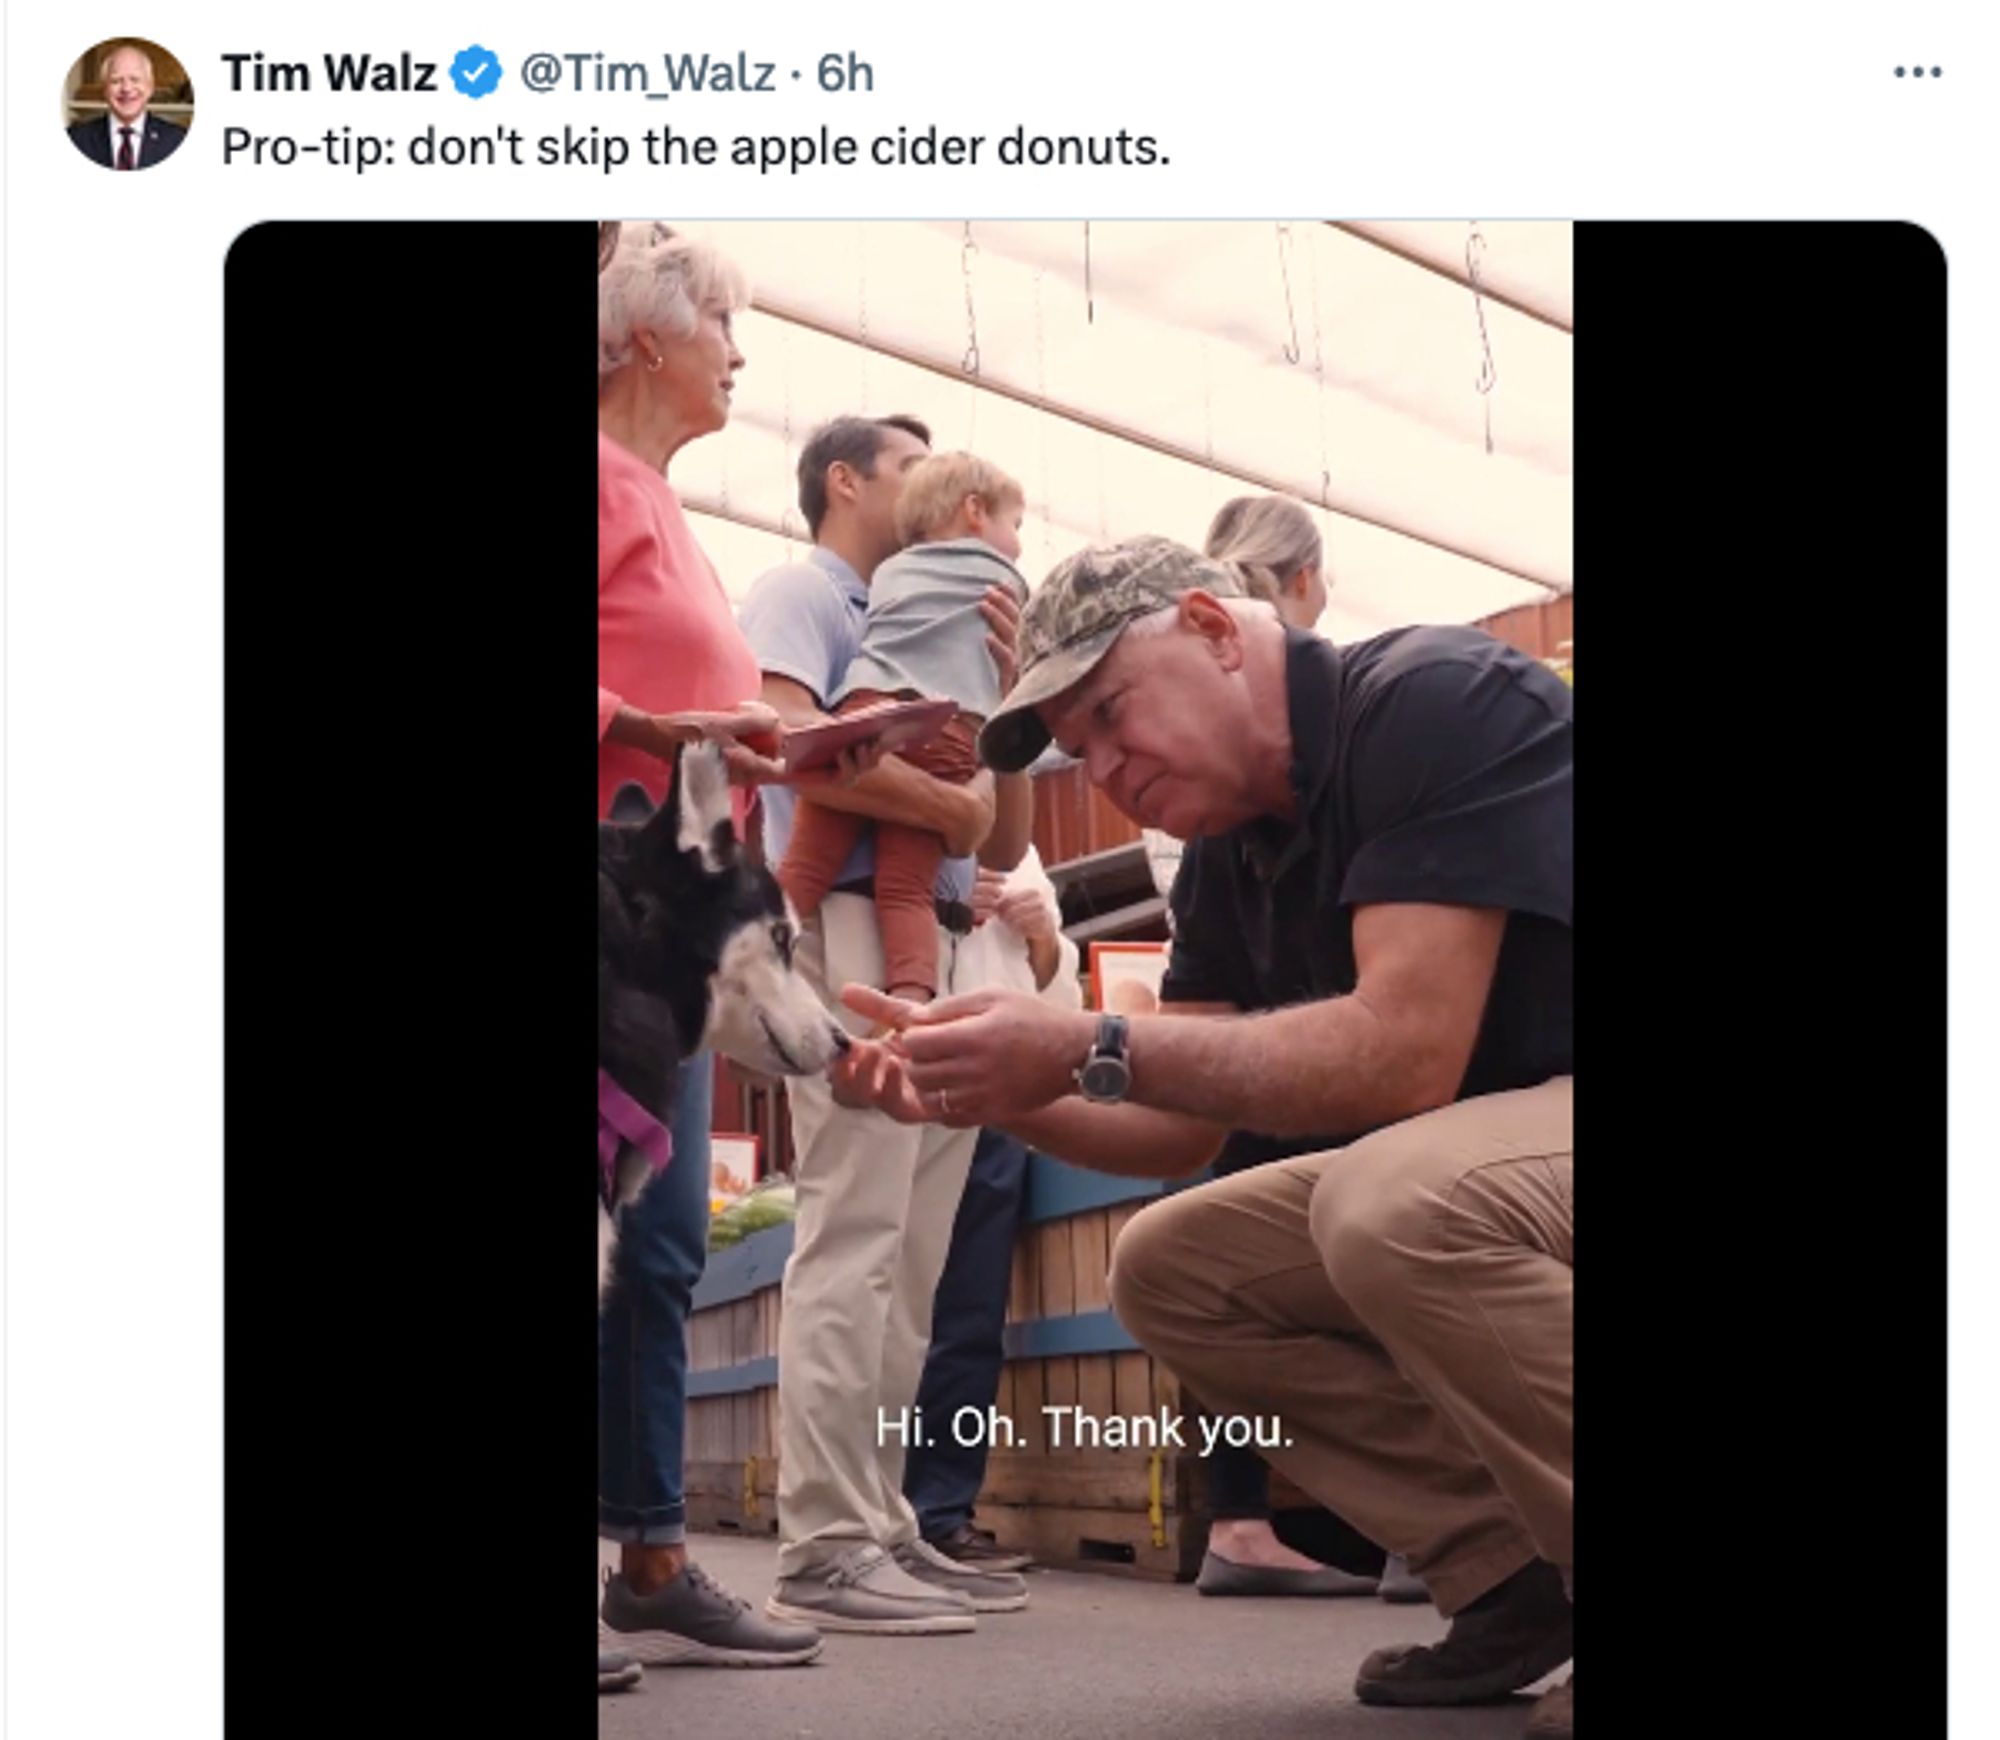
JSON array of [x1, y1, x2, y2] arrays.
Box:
[[738, 416, 1037, 1633]]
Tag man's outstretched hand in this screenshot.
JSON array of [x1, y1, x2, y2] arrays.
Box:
[[826, 984, 1089, 1126]]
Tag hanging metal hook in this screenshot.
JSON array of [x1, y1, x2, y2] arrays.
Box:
[[1276, 222, 1302, 365], [1466, 221, 1498, 454], [1307, 229, 1331, 507], [960, 220, 982, 376]]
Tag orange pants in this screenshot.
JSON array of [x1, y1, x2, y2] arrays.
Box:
[[778, 691, 980, 997]]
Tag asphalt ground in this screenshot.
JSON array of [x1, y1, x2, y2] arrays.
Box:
[[597, 1533, 1565, 1740]]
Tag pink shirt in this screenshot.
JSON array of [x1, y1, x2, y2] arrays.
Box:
[[597, 431, 760, 823]]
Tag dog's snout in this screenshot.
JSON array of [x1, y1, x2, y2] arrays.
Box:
[[830, 1026, 852, 1055]]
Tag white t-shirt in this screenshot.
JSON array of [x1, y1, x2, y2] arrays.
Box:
[[952, 844, 1082, 1008]]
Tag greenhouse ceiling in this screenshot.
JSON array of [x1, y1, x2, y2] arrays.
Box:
[[660, 220, 1573, 645]]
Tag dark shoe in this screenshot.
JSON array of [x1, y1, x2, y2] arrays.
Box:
[[892, 1537, 1028, 1612], [601, 1563, 824, 1666], [927, 1524, 1033, 1573], [1196, 1548, 1379, 1597], [1524, 1674, 1573, 1737], [1355, 1560, 1572, 1706], [1377, 1552, 1431, 1605], [598, 1648, 643, 1693]]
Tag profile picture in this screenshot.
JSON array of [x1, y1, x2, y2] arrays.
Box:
[[64, 38, 192, 171]]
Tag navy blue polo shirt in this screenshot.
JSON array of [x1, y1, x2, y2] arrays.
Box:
[[1160, 623, 1572, 1141]]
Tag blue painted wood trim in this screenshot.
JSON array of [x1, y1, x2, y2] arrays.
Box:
[[690, 1223, 795, 1311], [685, 1356, 779, 1399], [1023, 1153, 1216, 1224], [1024, 1154, 1166, 1223], [687, 1157, 1217, 1316], [1001, 1309, 1141, 1359], [686, 1313, 1142, 1399]]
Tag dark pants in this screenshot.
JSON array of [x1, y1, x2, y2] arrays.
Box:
[[598, 1052, 713, 1544], [903, 1126, 1030, 1541], [1206, 1437, 1276, 1519]]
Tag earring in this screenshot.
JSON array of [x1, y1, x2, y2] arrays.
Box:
[[646, 353, 664, 373]]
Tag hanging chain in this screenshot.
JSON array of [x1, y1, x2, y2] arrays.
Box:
[[1467, 220, 1498, 455], [779, 319, 799, 548], [1034, 267, 1053, 570], [1200, 335, 1214, 465], [856, 221, 871, 406], [960, 221, 981, 375], [1275, 222, 1301, 365], [1084, 220, 1095, 325], [1308, 229, 1331, 507]]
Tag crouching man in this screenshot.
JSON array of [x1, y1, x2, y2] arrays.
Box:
[[830, 538, 1574, 1737]]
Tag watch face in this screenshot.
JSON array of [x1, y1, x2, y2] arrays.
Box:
[[1080, 1057, 1129, 1101]]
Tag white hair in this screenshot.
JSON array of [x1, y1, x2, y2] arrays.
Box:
[[597, 223, 751, 386], [100, 43, 156, 81], [1120, 595, 1272, 649]]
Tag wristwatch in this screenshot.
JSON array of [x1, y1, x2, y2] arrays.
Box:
[[1075, 1014, 1133, 1104]]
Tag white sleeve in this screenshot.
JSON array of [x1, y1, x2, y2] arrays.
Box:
[[1036, 929, 1085, 1012]]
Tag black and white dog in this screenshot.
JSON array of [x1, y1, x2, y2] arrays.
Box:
[[597, 743, 848, 1300]]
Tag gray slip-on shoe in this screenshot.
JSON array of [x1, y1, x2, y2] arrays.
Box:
[[600, 1563, 823, 1667], [1377, 1553, 1432, 1604], [764, 1543, 977, 1635], [1195, 1549, 1380, 1598], [892, 1537, 1028, 1612]]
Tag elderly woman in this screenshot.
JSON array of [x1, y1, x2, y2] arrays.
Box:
[[595, 222, 822, 1681]]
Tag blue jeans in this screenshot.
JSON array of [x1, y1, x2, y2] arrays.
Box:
[[903, 1127, 1030, 1541], [598, 1053, 713, 1545]]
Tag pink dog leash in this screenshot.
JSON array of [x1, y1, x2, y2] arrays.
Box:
[[598, 1068, 674, 1205]]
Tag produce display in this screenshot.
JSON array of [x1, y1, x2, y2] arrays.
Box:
[[707, 1180, 798, 1250]]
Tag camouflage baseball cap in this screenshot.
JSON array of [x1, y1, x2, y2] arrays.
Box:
[[977, 536, 1245, 773]]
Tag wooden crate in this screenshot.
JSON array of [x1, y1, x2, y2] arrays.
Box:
[[976, 1177, 1209, 1581], [675, 1161, 1211, 1577], [680, 1225, 789, 1536]]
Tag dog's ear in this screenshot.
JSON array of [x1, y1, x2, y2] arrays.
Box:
[[666, 742, 738, 873], [607, 782, 656, 827]]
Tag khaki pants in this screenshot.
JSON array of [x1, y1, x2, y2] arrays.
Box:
[[1108, 1077, 1572, 1616], [775, 893, 980, 1577]]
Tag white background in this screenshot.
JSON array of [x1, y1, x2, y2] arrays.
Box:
[[3, 3, 1987, 1732]]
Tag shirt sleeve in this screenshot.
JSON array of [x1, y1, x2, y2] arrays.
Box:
[[598, 462, 648, 595], [1005, 850, 1086, 1012], [1158, 845, 1249, 1009], [596, 455, 651, 733], [1037, 931, 1085, 1012], [736, 567, 847, 708], [1340, 655, 1572, 925]]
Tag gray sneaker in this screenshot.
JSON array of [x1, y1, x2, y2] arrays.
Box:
[[600, 1563, 823, 1667], [765, 1543, 978, 1634], [598, 1648, 644, 1692], [892, 1536, 1029, 1612]]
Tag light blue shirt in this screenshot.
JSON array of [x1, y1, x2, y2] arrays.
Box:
[[737, 547, 975, 901], [835, 539, 1028, 716]]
